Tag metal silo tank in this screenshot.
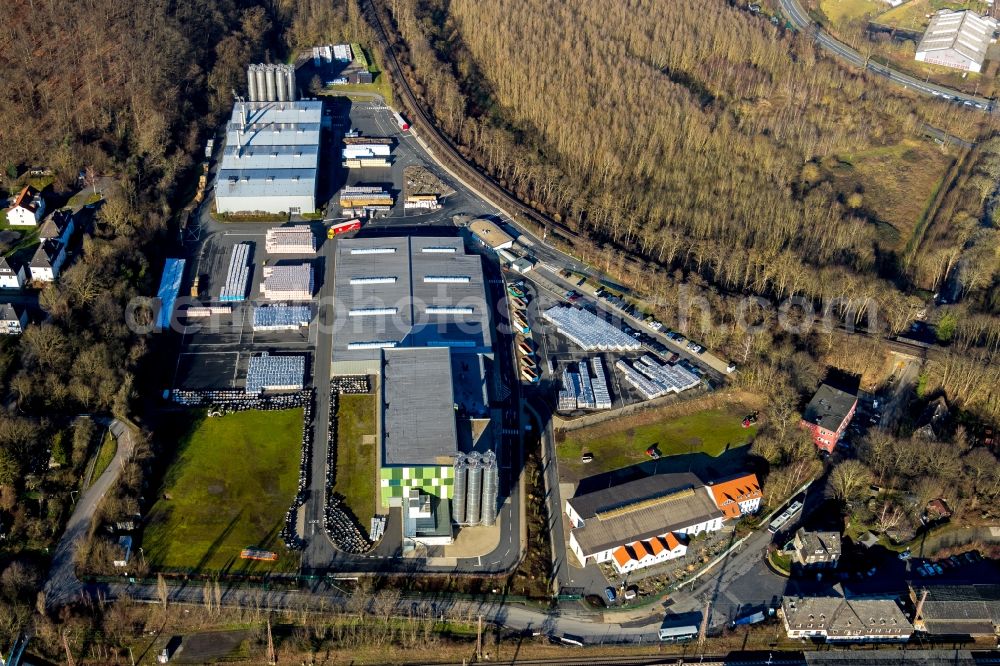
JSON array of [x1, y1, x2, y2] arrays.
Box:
[[465, 452, 482, 525], [285, 65, 297, 101], [247, 65, 259, 101], [264, 65, 277, 101], [452, 455, 467, 524], [481, 451, 499, 526], [255, 66, 267, 103], [276, 69, 287, 101]]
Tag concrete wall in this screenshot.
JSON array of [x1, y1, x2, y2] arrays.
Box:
[[215, 194, 316, 215]]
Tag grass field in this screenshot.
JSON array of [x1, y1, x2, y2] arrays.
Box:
[[827, 139, 955, 249], [820, 0, 882, 24], [556, 403, 758, 480], [143, 409, 303, 573], [334, 394, 377, 531], [89, 430, 117, 487]]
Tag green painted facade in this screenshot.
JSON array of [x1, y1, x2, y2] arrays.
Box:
[[380, 465, 454, 506]]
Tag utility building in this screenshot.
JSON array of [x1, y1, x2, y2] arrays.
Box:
[[216, 100, 322, 215], [916, 10, 997, 73]]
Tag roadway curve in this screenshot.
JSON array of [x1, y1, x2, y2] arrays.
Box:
[[777, 0, 993, 113], [44, 418, 136, 608]]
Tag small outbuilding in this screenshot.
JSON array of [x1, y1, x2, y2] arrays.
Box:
[[469, 218, 514, 251]]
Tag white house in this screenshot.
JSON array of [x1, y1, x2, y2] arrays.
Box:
[[0, 304, 27, 335], [782, 588, 913, 642], [6, 186, 46, 226], [29, 240, 66, 283], [0, 257, 26, 290]]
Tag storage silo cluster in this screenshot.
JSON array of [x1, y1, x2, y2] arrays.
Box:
[[247, 63, 297, 102], [453, 451, 499, 526]]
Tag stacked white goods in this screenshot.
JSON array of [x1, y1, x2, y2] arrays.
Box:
[[542, 305, 641, 351], [260, 264, 314, 301], [340, 186, 393, 208], [185, 306, 233, 318], [636, 355, 700, 393], [403, 197, 440, 210], [245, 353, 305, 395], [576, 361, 597, 409], [342, 144, 391, 158], [590, 357, 613, 409], [333, 44, 353, 61], [253, 305, 311, 330], [557, 368, 580, 411], [615, 359, 668, 400], [220, 242, 252, 302], [265, 226, 317, 254]]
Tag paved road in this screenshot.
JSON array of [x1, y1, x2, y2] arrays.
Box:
[[777, 0, 993, 115], [44, 418, 135, 608]]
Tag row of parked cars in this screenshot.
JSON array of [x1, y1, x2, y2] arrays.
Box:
[[913, 551, 981, 577]]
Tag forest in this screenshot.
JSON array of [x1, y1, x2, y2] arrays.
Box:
[[376, 0, 1000, 419]]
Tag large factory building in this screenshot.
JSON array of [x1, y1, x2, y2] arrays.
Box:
[[333, 236, 500, 543], [215, 100, 322, 215]]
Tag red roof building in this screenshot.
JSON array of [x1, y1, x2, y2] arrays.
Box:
[[800, 383, 858, 453]]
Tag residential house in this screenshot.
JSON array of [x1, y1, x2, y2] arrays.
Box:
[[910, 583, 1000, 637], [6, 186, 46, 226], [800, 383, 858, 452], [0, 256, 26, 289], [38, 209, 75, 246], [29, 240, 66, 282], [792, 528, 842, 570], [566, 471, 763, 574], [781, 586, 913, 642], [0, 304, 27, 335], [914, 397, 950, 441]]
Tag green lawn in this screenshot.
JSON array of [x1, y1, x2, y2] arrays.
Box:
[[143, 409, 303, 573], [557, 405, 758, 479], [89, 430, 117, 488], [334, 394, 377, 531], [820, 0, 882, 24]]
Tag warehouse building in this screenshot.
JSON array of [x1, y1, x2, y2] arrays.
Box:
[[566, 472, 761, 573], [915, 10, 997, 73], [260, 264, 314, 301], [910, 584, 1000, 637], [216, 100, 322, 215]]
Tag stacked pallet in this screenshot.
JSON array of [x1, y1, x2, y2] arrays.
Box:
[[340, 186, 393, 209], [220, 242, 252, 302], [265, 226, 316, 254], [260, 264, 314, 301]]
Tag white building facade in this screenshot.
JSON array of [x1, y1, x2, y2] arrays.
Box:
[[915, 10, 997, 73]]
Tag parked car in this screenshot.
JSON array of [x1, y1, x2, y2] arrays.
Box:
[[898, 549, 911, 561], [932, 563, 944, 575], [581, 453, 594, 463], [604, 587, 617, 604]]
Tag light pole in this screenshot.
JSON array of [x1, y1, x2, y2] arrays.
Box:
[[70, 490, 78, 504], [139, 547, 146, 569]]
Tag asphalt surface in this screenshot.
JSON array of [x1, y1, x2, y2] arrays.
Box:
[[44, 418, 135, 608], [777, 0, 993, 118]]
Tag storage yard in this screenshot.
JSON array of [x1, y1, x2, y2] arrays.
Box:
[[542, 304, 642, 351], [253, 305, 311, 331], [220, 242, 253, 302], [557, 357, 613, 412]]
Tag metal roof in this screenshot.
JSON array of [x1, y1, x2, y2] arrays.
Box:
[[223, 144, 320, 170], [217, 168, 316, 198], [917, 10, 996, 66], [332, 236, 492, 364], [382, 347, 458, 466]]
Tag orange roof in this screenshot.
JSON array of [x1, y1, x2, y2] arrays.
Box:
[[662, 533, 681, 550], [709, 473, 762, 518], [632, 541, 650, 559], [647, 538, 664, 556], [612, 546, 633, 568], [12, 185, 41, 211]]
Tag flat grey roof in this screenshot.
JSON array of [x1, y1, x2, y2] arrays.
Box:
[[802, 383, 857, 430], [222, 144, 320, 170], [216, 168, 316, 198], [382, 347, 458, 466], [333, 236, 492, 364], [917, 10, 996, 64]]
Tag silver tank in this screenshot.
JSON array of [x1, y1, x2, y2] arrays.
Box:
[[247, 65, 259, 101], [255, 66, 267, 102], [264, 65, 277, 101], [285, 65, 297, 101], [465, 452, 482, 525], [452, 454, 467, 524], [481, 450, 499, 526]]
